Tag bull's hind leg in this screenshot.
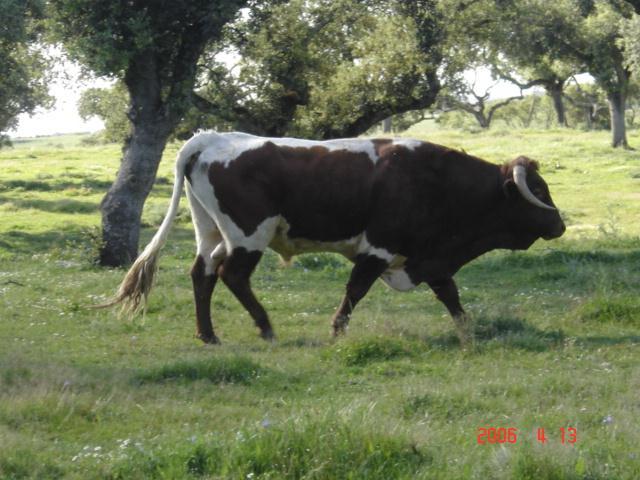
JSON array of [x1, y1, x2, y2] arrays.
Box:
[[426, 278, 474, 347], [218, 247, 275, 340], [187, 187, 225, 344], [332, 254, 389, 336]]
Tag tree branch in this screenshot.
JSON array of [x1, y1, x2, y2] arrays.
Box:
[[486, 93, 524, 123]]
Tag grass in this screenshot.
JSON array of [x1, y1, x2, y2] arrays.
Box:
[[0, 127, 639, 479]]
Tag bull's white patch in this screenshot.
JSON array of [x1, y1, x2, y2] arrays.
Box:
[[357, 234, 395, 262], [392, 138, 423, 151], [380, 268, 416, 291], [185, 184, 223, 275]]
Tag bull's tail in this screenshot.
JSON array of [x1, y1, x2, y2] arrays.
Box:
[[98, 134, 211, 314]]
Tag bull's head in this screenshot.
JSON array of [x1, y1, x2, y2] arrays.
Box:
[[502, 156, 565, 244]]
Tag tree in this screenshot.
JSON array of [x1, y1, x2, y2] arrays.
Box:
[[492, 0, 633, 146], [78, 82, 129, 143], [192, 0, 442, 139], [564, 77, 610, 130], [0, 0, 52, 146], [437, 70, 525, 129], [67, 0, 444, 142], [430, 0, 528, 129], [579, 1, 633, 147], [48, 0, 248, 266], [487, 0, 582, 127], [439, 0, 579, 127]]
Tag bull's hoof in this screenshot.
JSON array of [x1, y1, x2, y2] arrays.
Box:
[[331, 325, 347, 337], [331, 314, 349, 337], [456, 332, 476, 352], [197, 333, 221, 345], [260, 329, 276, 341]]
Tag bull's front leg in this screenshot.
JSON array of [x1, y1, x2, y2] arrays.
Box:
[[332, 254, 389, 336], [426, 277, 474, 348]]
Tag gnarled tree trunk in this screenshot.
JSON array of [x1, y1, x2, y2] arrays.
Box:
[[608, 90, 628, 149], [547, 82, 568, 127], [99, 53, 178, 266], [99, 124, 172, 266]]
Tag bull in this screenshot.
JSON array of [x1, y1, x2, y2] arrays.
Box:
[[105, 131, 565, 346]]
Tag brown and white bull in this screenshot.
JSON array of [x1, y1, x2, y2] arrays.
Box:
[[107, 131, 565, 345]]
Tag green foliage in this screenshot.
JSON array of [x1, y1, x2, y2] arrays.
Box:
[[194, 0, 441, 138], [47, 0, 247, 79], [622, 12, 640, 75], [0, 0, 52, 145], [295, 12, 435, 138], [77, 82, 129, 144]]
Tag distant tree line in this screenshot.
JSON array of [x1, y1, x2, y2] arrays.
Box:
[[2, 0, 640, 266], [385, 78, 638, 133]]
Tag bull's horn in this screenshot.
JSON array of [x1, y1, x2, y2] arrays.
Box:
[[513, 165, 556, 211]]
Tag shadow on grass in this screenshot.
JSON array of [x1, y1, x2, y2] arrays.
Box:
[[0, 175, 173, 196], [575, 335, 640, 347], [0, 226, 195, 256], [278, 337, 327, 348], [0, 177, 112, 192], [481, 248, 640, 271], [0, 228, 87, 254], [426, 315, 565, 352], [0, 195, 98, 214], [133, 355, 264, 385]]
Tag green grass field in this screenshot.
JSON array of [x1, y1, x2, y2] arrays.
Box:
[[1, 127, 639, 479]]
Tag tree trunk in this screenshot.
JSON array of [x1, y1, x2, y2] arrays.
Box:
[[98, 50, 186, 267], [383, 117, 392, 133], [473, 111, 490, 129], [548, 83, 568, 127], [99, 122, 172, 266], [585, 106, 593, 130], [524, 96, 538, 128], [608, 90, 628, 148]]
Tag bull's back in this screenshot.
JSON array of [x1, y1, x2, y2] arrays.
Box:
[[206, 135, 380, 242], [275, 144, 376, 242]]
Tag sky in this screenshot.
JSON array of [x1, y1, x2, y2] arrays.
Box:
[[9, 61, 525, 139], [10, 55, 112, 138]]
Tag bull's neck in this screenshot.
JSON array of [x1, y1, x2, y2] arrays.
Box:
[[436, 177, 529, 273]]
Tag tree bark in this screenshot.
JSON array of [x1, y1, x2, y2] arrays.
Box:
[[99, 52, 178, 266], [547, 83, 568, 127], [383, 117, 392, 133], [99, 122, 173, 266], [473, 111, 490, 128], [608, 90, 628, 149]]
